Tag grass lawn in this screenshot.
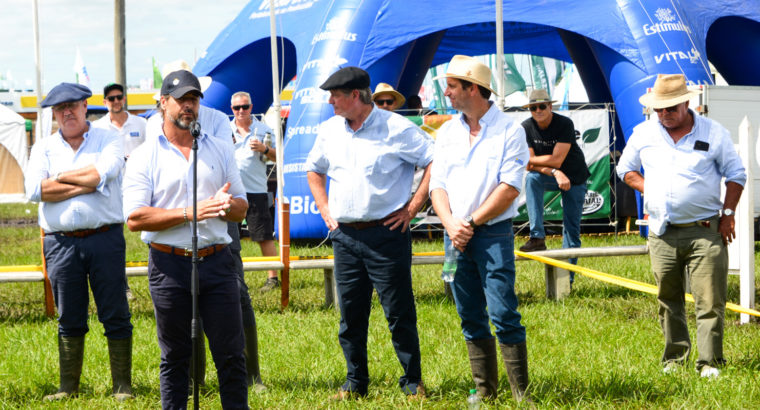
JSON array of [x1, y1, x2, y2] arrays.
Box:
[[1, 204, 759, 408]]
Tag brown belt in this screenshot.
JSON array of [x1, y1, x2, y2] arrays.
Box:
[[340, 214, 393, 230], [150, 243, 227, 258], [668, 215, 718, 229], [46, 223, 119, 238]]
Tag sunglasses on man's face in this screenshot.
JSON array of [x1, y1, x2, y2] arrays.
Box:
[[232, 104, 251, 111], [529, 103, 548, 112], [106, 95, 124, 102], [376, 99, 395, 106], [653, 105, 679, 113]]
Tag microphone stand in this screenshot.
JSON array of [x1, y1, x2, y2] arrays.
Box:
[[190, 121, 201, 410]]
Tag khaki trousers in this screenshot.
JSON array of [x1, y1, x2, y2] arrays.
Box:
[[648, 216, 727, 370]]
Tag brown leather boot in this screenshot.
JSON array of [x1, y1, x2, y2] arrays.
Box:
[[500, 341, 532, 403], [43, 335, 84, 401], [466, 338, 499, 399], [519, 238, 546, 252], [108, 337, 134, 401]]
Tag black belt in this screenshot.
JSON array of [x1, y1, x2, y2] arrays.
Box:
[[46, 223, 120, 238], [150, 242, 227, 258], [340, 214, 393, 230]]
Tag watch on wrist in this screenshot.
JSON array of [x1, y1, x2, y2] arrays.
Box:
[[464, 215, 477, 228], [263, 146, 270, 155], [550, 168, 558, 176], [54, 172, 62, 182], [723, 208, 735, 217]]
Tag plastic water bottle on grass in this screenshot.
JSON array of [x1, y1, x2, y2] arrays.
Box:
[[441, 241, 458, 282], [467, 389, 481, 409]]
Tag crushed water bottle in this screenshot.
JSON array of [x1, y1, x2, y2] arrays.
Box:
[[467, 388, 481, 409], [441, 240, 458, 282]]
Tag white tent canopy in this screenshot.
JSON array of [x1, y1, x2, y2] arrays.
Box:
[[0, 104, 28, 200]]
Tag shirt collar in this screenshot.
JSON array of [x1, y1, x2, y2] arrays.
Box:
[[57, 120, 92, 141], [458, 101, 497, 130], [343, 105, 378, 133]]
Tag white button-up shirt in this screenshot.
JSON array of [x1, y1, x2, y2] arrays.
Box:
[[122, 128, 246, 248], [25, 124, 125, 232], [232, 117, 274, 194], [306, 106, 433, 222], [617, 110, 746, 236], [92, 111, 147, 156], [430, 103, 529, 224]]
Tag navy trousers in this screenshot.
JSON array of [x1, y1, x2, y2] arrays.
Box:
[[330, 224, 422, 395], [148, 247, 247, 409], [44, 225, 132, 339]]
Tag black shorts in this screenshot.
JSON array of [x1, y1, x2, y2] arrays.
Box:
[[245, 193, 274, 242]]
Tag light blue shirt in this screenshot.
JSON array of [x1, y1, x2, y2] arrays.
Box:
[[25, 123, 125, 232], [146, 105, 233, 146], [305, 106, 433, 222], [232, 117, 275, 194], [430, 103, 529, 224], [616, 110, 746, 236], [122, 129, 246, 248]]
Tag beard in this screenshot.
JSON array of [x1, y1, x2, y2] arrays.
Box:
[[168, 110, 196, 130]]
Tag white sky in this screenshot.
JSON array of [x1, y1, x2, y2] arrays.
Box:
[[0, 0, 250, 93]]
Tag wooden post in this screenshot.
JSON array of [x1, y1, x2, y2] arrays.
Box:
[[39, 228, 55, 317], [545, 261, 571, 300], [280, 202, 290, 309], [323, 268, 339, 311]]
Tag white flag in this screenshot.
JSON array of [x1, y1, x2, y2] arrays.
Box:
[[73, 48, 90, 87]]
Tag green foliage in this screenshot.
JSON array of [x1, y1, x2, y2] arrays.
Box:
[[1, 205, 759, 408]]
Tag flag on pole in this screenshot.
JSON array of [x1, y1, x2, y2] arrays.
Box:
[[503, 54, 526, 95], [530, 55, 549, 92], [73, 48, 90, 87], [152, 57, 162, 89]]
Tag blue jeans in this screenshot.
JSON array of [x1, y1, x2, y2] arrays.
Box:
[[448, 220, 526, 345], [44, 226, 132, 339], [525, 171, 586, 271], [330, 224, 422, 395]]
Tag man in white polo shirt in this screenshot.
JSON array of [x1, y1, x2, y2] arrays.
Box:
[[92, 83, 147, 157]]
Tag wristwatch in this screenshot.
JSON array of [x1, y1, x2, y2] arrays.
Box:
[[464, 215, 477, 228], [550, 168, 558, 176], [263, 146, 270, 155], [723, 208, 735, 217], [54, 172, 62, 182]]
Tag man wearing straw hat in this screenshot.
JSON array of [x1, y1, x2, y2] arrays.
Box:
[[307, 66, 432, 400], [372, 82, 405, 111], [430, 55, 531, 402], [25, 82, 133, 401], [519, 89, 589, 284], [617, 74, 745, 378]]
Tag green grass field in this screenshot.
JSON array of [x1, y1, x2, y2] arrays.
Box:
[[1, 204, 759, 409]]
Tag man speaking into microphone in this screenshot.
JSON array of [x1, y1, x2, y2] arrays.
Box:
[[122, 70, 249, 408]]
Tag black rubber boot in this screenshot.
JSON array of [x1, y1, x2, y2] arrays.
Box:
[[108, 337, 134, 401], [466, 338, 499, 399], [43, 335, 85, 401], [244, 325, 267, 392], [500, 341, 532, 403]]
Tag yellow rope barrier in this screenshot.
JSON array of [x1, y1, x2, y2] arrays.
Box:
[[515, 250, 760, 318]]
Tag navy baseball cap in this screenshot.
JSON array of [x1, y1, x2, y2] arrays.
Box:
[[40, 83, 92, 108], [319, 67, 370, 91], [160, 70, 204, 99], [103, 83, 124, 96]]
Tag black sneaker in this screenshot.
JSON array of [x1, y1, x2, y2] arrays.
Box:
[[259, 277, 280, 293], [519, 237, 547, 252]]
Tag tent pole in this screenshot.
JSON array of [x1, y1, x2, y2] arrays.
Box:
[[269, 0, 290, 308], [495, 0, 505, 110], [32, 0, 43, 140]]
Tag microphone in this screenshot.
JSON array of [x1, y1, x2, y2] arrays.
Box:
[[190, 121, 202, 138]]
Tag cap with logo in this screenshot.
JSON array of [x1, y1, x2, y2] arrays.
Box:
[[160, 70, 204, 99]]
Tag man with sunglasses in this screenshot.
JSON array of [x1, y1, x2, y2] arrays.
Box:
[[371, 82, 405, 111], [93, 83, 147, 157], [617, 74, 745, 378], [25, 82, 133, 401], [230, 91, 279, 294], [519, 89, 589, 284]]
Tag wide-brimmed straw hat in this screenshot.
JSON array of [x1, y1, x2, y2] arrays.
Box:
[[154, 59, 212, 100], [433, 55, 496, 95], [522, 89, 556, 108], [639, 74, 702, 109], [372, 83, 405, 108]]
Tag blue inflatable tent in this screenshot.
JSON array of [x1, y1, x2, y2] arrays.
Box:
[[194, 0, 760, 238]]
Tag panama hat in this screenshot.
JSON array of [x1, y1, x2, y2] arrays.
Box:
[[639, 74, 702, 109], [154, 59, 212, 100], [372, 83, 405, 108], [433, 55, 496, 95], [522, 89, 557, 108]]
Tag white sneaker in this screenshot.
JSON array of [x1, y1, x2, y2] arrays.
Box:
[[700, 365, 720, 379]]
